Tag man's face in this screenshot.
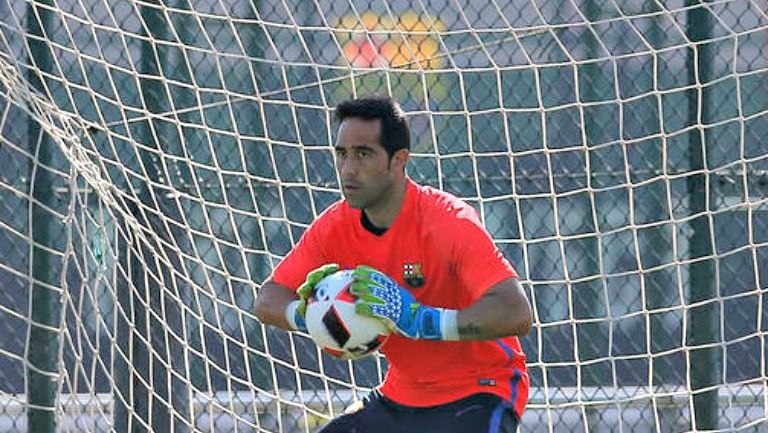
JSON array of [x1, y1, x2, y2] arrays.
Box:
[[334, 117, 401, 210]]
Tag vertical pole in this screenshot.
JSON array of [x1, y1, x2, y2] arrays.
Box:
[[242, 1, 274, 392], [580, 3, 606, 431], [26, 2, 58, 433], [114, 1, 173, 432], [686, 2, 719, 430], [168, 4, 196, 431], [137, 1, 168, 431]]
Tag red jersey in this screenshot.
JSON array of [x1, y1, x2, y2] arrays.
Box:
[[270, 178, 529, 417]]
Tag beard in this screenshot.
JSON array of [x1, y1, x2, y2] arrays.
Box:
[[343, 177, 393, 210]]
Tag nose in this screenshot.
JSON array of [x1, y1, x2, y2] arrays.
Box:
[[338, 156, 357, 178]]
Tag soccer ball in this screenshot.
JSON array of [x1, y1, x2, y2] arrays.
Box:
[[305, 270, 390, 360]]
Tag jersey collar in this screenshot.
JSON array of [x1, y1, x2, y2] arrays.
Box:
[[354, 177, 417, 239]]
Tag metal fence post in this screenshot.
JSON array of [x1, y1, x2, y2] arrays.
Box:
[[26, 1, 59, 432], [686, 2, 720, 430]]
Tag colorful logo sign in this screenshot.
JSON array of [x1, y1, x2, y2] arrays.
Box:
[[336, 11, 444, 69]]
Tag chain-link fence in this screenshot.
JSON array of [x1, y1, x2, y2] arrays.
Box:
[[0, 0, 767, 432]]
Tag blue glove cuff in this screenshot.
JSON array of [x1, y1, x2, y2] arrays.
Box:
[[414, 307, 459, 340], [415, 306, 442, 339], [286, 300, 307, 333]]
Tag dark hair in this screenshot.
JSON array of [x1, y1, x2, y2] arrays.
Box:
[[335, 96, 411, 158]]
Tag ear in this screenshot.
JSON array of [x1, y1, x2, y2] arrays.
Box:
[[390, 149, 410, 171]]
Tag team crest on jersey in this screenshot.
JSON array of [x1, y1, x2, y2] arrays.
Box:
[[403, 263, 425, 288]]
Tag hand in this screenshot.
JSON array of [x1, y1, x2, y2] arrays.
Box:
[[288, 263, 339, 332], [350, 265, 447, 340], [297, 263, 340, 315]]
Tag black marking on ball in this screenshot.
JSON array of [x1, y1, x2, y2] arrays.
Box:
[[347, 335, 385, 356], [322, 306, 350, 348]]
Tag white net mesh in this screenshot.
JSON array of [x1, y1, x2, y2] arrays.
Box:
[[0, 0, 767, 432]]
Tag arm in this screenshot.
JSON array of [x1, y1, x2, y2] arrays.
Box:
[[255, 263, 340, 332], [352, 267, 532, 341], [456, 277, 532, 340], [254, 279, 298, 331]]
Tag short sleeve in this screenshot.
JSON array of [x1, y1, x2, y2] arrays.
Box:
[[452, 217, 518, 301], [269, 222, 326, 291]]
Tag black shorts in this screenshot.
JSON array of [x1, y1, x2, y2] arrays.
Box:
[[316, 391, 519, 433]]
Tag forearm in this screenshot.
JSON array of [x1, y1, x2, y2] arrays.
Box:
[[457, 297, 530, 340], [254, 280, 299, 331], [456, 279, 533, 341]]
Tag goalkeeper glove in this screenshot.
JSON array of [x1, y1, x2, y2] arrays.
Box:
[[285, 263, 339, 332], [349, 265, 459, 340]]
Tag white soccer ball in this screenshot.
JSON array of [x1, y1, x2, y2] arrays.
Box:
[[305, 270, 390, 360]]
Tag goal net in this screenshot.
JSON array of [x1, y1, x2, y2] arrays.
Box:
[[0, 0, 766, 432]]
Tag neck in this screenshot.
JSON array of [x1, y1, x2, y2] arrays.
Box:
[[364, 177, 408, 229]]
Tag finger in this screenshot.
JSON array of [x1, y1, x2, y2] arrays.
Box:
[[307, 271, 325, 285], [348, 281, 369, 296], [357, 292, 386, 305], [350, 268, 368, 280], [369, 272, 392, 286], [320, 263, 340, 277], [355, 302, 374, 316], [351, 265, 379, 279], [350, 277, 386, 292], [352, 269, 388, 286], [349, 283, 386, 304], [297, 283, 312, 298]]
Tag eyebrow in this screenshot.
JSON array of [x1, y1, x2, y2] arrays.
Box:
[[334, 144, 376, 152]]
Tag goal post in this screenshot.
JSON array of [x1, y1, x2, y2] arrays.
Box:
[[0, 0, 766, 432]]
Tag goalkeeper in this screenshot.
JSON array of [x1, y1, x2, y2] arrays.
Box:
[[255, 96, 532, 433]]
